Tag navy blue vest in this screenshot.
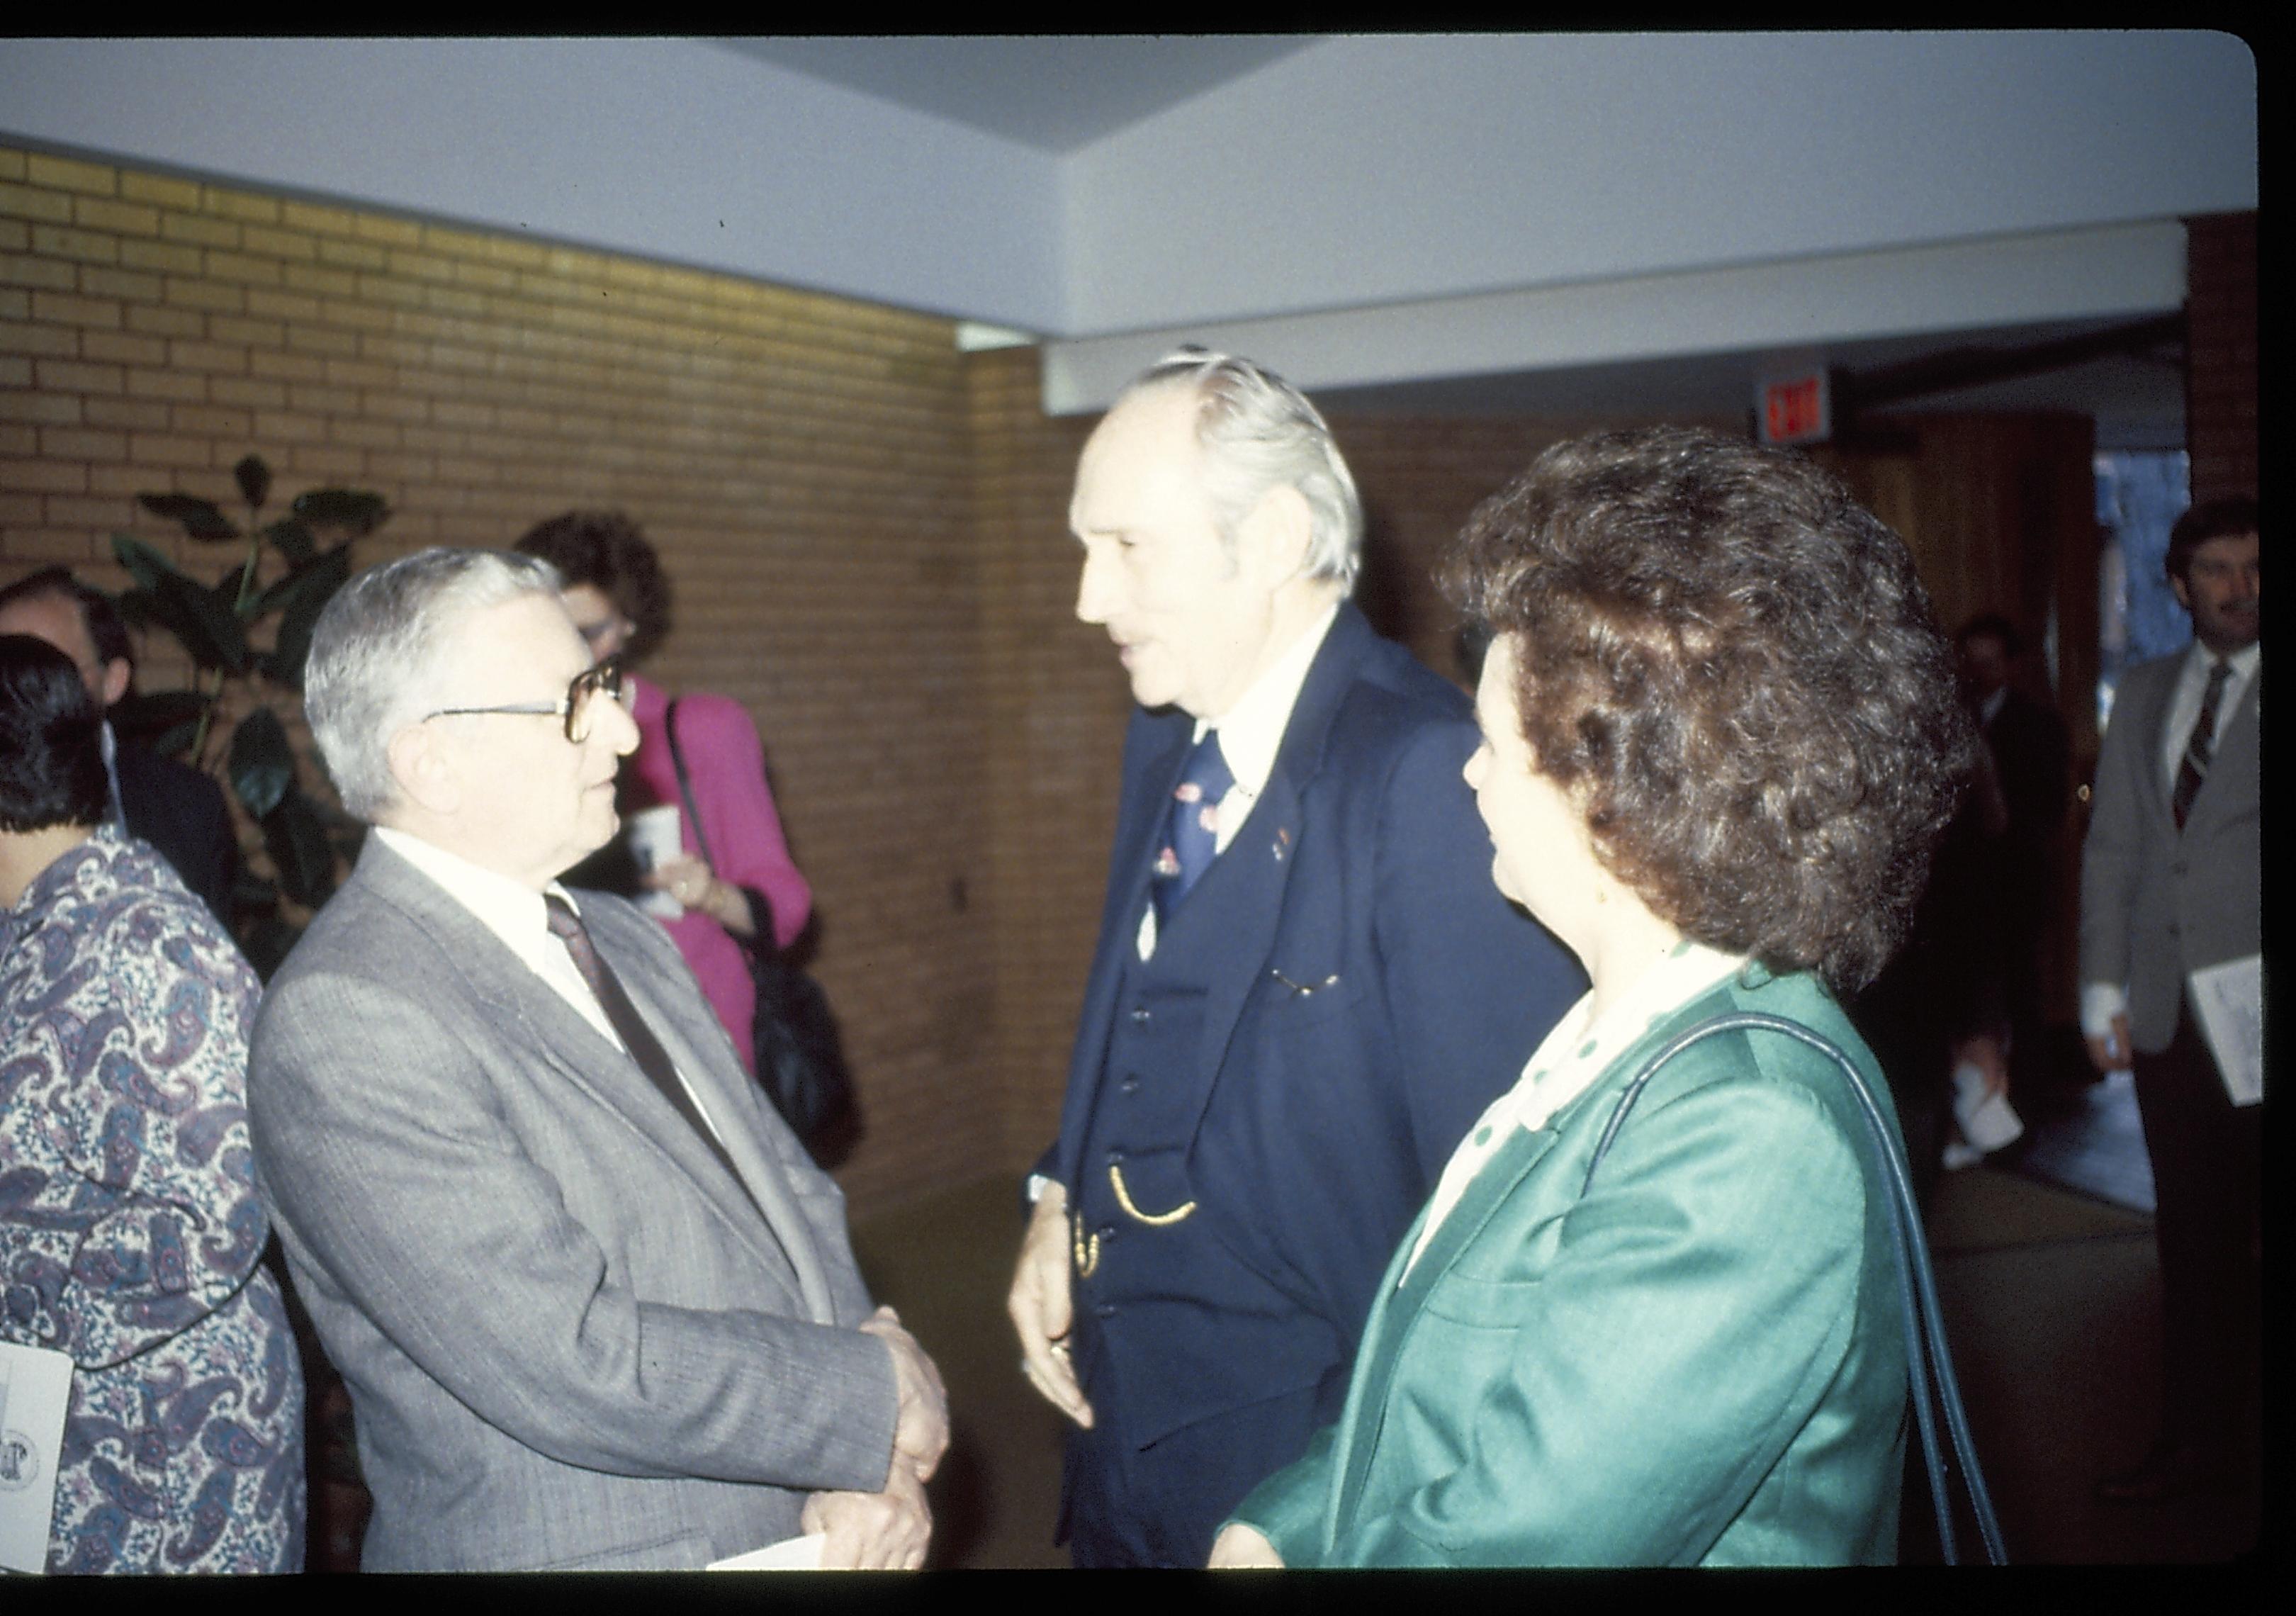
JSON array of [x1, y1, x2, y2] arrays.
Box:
[[1067, 829, 1336, 1449]]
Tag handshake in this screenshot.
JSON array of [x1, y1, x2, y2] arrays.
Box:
[[797, 1306, 950, 1571]]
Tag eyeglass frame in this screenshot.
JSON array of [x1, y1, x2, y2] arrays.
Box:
[[424, 658, 629, 744]]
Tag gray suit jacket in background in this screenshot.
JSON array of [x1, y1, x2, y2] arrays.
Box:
[[2078, 651, 2261, 1054], [248, 838, 896, 1571]]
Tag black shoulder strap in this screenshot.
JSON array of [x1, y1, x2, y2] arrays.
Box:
[[1584, 1010, 2008, 1566], [661, 697, 714, 870]]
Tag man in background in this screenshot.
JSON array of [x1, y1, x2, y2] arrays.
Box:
[[2079, 496, 2259, 1504], [1009, 349, 1582, 1565], [0, 566, 238, 921], [1956, 611, 2070, 1092]]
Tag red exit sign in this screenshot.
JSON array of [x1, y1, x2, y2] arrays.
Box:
[[1759, 370, 1832, 445]]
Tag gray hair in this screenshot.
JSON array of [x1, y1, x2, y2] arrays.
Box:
[[305, 547, 564, 821], [1120, 347, 1363, 592]]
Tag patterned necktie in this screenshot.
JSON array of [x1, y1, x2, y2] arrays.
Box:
[[544, 894, 743, 1187], [1152, 730, 1234, 929], [2171, 658, 2232, 830]]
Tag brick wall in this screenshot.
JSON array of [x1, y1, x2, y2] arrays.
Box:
[[4, 142, 998, 1215], [5, 139, 1763, 1217], [2184, 211, 2256, 503]]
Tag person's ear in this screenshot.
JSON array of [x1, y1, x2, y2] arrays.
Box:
[[99, 656, 131, 709], [1238, 483, 1314, 586], [2168, 573, 2193, 615], [386, 724, 461, 817]]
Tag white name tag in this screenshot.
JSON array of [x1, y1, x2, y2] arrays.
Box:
[[0, 1341, 73, 1574]]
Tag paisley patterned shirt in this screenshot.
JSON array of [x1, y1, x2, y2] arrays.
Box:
[[2, 826, 305, 1573]]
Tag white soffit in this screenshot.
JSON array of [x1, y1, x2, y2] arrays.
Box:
[[1040, 220, 2190, 417]]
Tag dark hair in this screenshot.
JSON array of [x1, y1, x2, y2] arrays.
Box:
[[1445, 426, 1974, 994], [512, 510, 671, 663], [1956, 612, 2020, 658], [0, 566, 133, 669], [2165, 495, 2258, 585], [1, 634, 109, 833]]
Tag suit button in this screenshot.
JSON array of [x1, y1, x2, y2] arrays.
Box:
[[1096, 1303, 1116, 1318], [1130, 1006, 1151, 1023], [1099, 1224, 1116, 1240], [1119, 1077, 1140, 1095], [1106, 1148, 1124, 1164]]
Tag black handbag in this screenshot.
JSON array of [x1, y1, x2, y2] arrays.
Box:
[[1585, 1010, 2008, 1566], [663, 700, 853, 1155]]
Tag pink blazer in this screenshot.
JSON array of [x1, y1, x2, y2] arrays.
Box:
[[626, 675, 813, 1073]]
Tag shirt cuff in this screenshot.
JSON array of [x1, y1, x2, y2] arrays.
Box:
[[2080, 982, 2128, 1041]]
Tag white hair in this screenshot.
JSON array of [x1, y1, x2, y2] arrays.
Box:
[[1120, 347, 1363, 592], [303, 547, 563, 820]]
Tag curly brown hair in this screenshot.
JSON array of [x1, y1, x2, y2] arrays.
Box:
[[512, 510, 673, 663], [1444, 426, 1974, 994]]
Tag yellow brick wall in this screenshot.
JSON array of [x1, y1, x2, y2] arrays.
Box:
[[4, 142, 1000, 1216]]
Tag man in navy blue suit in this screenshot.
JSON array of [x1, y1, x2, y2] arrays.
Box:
[[1008, 349, 1583, 1566]]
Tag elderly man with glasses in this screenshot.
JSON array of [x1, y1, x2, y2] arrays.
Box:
[[246, 548, 945, 1571]]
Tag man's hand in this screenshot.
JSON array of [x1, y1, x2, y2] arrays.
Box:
[[1209, 1522, 1285, 1568], [859, 1306, 948, 1482], [801, 1461, 932, 1571], [1008, 1182, 1093, 1427], [2086, 1011, 2133, 1074]]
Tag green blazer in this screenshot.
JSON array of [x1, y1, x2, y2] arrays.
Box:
[[1232, 967, 1908, 1566]]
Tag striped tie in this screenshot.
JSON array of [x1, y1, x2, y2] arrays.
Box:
[[2170, 658, 2232, 830]]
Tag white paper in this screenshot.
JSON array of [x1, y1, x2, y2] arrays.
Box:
[[2189, 953, 2263, 1106], [708, 1532, 826, 1571], [625, 805, 685, 921], [0, 1342, 73, 1574], [1952, 1061, 2025, 1153]]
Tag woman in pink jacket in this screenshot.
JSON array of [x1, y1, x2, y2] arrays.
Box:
[[516, 511, 811, 1075]]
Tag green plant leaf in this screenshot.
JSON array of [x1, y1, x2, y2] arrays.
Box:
[[137, 492, 240, 542], [112, 535, 251, 672], [227, 706, 297, 819], [261, 516, 315, 565], [233, 454, 272, 512], [109, 688, 212, 747], [259, 543, 354, 688], [214, 560, 255, 616], [291, 488, 390, 538], [152, 720, 203, 761], [262, 786, 339, 909]]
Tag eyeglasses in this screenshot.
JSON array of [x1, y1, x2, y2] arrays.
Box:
[[426, 659, 629, 744]]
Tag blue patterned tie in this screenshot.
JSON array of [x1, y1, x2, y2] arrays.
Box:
[[1152, 730, 1234, 929]]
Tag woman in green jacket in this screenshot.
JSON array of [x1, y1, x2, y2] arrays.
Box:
[[1212, 426, 1974, 1568]]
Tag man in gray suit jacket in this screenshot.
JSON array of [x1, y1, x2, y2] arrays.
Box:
[[249, 548, 945, 1570], [2079, 496, 2258, 1505]]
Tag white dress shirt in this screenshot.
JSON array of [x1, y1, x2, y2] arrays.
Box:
[[2155, 639, 2259, 791], [373, 826, 726, 1144]]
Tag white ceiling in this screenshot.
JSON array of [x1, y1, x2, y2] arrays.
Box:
[[1, 34, 2249, 441], [712, 35, 1315, 153]]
